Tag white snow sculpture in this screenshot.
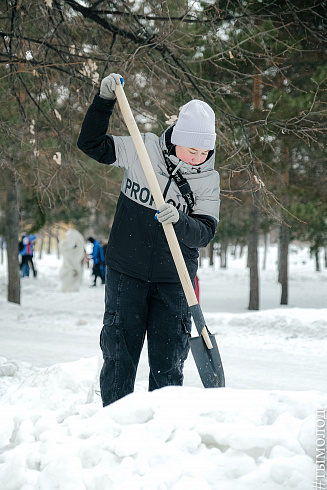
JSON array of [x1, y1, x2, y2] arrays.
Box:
[[59, 229, 85, 292]]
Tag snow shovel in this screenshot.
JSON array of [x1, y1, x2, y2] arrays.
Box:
[[115, 81, 225, 389]]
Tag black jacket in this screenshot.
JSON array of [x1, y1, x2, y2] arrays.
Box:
[[77, 95, 220, 283]]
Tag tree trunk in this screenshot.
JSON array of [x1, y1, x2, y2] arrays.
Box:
[[278, 233, 281, 283], [279, 220, 289, 305], [39, 231, 44, 259], [220, 241, 228, 268], [208, 241, 214, 266], [276, 66, 290, 303], [56, 223, 61, 259], [262, 232, 269, 270], [278, 148, 290, 305], [199, 248, 202, 267], [315, 250, 320, 272], [325, 246, 327, 268], [0, 238, 3, 265], [253, 67, 263, 110], [47, 226, 52, 254], [248, 194, 260, 310], [5, 170, 20, 305]]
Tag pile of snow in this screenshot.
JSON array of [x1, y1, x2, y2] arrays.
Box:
[[0, 245, 326, 489], [0, 356, 325, 490]]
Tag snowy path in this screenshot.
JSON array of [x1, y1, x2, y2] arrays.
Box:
[[0, 324, 100, 368], [1, 246, 326, 395], [218, 347, 327, 392], [1, 321, 326, 395]]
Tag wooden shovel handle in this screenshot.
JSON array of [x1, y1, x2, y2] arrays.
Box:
[[115, 83, 212, 349]]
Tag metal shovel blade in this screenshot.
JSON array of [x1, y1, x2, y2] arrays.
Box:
[[189, 334, 225, 388]]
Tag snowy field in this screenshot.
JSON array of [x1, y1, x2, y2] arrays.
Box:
[[0, 243, 326, 490]]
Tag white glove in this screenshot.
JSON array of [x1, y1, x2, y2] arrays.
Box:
[[100, 73, 124, 100], [156, 203, 179, 225]]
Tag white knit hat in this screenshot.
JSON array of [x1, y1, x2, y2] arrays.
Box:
[[171, 99, 216, 150]]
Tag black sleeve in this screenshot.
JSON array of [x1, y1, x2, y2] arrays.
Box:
[[173, 212, 217, 249], [77, 94, 117, 165]]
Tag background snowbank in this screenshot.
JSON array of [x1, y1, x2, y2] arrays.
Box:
[[0, 354, 326, 490]]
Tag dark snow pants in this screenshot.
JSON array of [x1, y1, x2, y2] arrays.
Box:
[[100, 267, 192, 406], [92, 263, 105, 285], [20, 255, 37, 277]]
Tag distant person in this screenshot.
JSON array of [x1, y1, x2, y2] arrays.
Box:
[[88, 237, 105, 286], [19, 233, 37, 278], [101, 240, 108, 279]]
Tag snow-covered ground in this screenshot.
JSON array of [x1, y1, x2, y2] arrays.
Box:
[[0, 243, 326, 490]]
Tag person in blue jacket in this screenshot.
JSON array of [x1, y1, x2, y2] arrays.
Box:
[[19, 233, 37, 278], [88, 237, 105, 286], [78, 73, 220, 406]]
